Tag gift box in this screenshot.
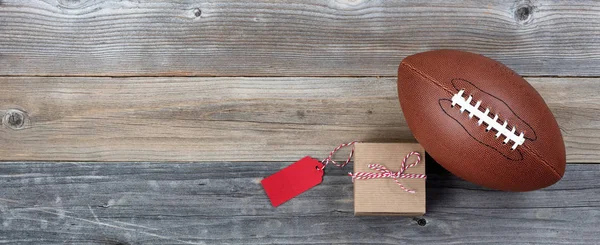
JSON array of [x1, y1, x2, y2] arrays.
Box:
[[353, 143, 426, 216]]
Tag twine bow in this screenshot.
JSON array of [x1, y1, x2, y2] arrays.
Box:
[[348, 151, 426, 194]]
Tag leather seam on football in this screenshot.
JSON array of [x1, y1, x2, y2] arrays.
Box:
[[522, 144, 563, 179], [400, 62, 454, 95]]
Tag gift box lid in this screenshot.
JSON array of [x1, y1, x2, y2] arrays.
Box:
[[353, 143, 426, 216]]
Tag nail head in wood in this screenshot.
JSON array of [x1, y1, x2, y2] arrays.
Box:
[[413, 217, 427, 226], [193, 8, 202, 17], [3, 109, 27, 130]]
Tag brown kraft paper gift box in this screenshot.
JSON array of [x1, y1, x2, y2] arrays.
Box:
[[353, 143, 426, 216]]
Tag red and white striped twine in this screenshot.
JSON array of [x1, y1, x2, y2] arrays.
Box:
[[320, 142, 426, 194], [349, 151, 425, 194], [319, 141, 358, 170]]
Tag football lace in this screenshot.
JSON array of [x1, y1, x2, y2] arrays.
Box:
[[451, 89, 525, 150]]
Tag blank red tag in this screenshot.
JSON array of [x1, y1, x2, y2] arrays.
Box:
[[262, 156, 324, 207]]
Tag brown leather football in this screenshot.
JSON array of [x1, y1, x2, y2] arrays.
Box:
[[397, 50, 566, 191]]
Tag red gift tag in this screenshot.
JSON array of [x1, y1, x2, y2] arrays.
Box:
[[261, 156, 324, 207]]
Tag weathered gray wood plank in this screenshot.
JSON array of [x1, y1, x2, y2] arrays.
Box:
[[0, 161, 598, 244], [0, 77, 597, 162], [2, 0, 600, 76]]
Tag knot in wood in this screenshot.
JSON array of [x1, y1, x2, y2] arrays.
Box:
[[57, 0, 84, 8], [514, 4, 533, 25], [3, 109, 27, 130]]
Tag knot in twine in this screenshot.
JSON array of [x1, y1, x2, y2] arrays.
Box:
[[348, 151, 425, 194]]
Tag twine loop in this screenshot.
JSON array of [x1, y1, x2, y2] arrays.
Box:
[[319, 142, 426, 193], [319, 141, 358, 170], [348, 151, 425, 193]]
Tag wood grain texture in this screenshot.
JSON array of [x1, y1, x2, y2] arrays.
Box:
[[0, 161, 599, 244], [0, 77, 598, 162], [2, 0, 600, 76]]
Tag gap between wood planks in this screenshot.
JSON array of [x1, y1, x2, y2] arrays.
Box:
[[2, 75, 600, 78]]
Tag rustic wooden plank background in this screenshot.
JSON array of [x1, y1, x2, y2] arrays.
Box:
[[1, 161, 599, 244], [0, 77, 598, 162], [2, 0, 600, 244], [1, 0, 600, 76]]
